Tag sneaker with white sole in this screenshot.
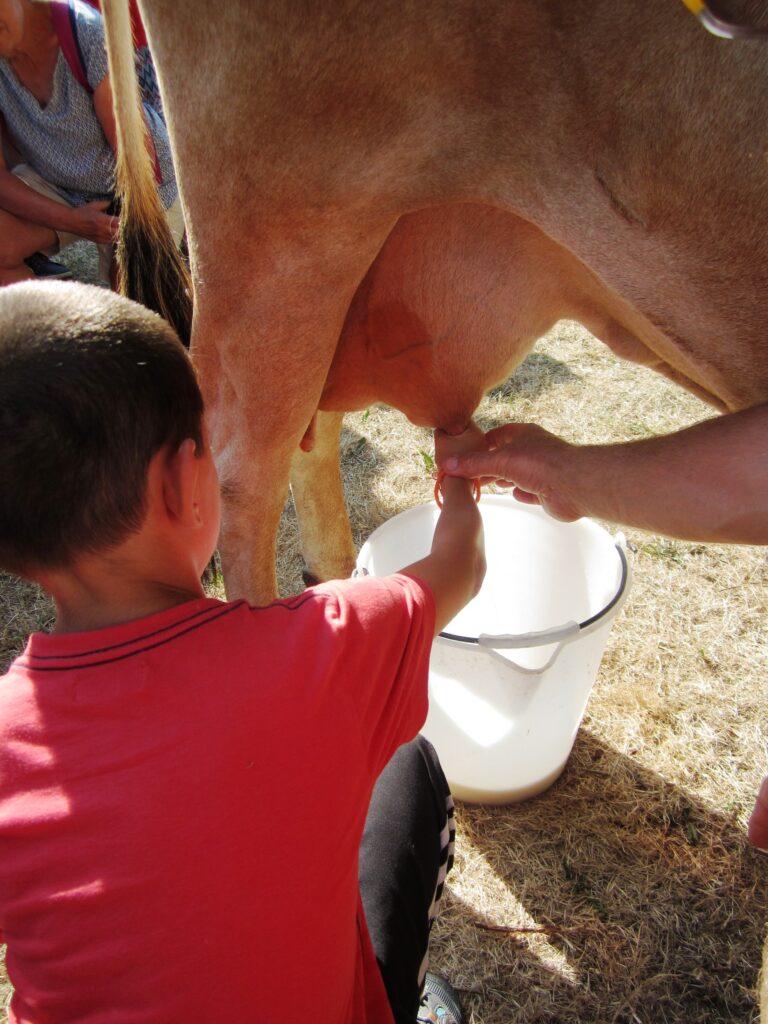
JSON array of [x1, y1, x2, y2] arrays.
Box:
[[416, 972, 464, 1023]]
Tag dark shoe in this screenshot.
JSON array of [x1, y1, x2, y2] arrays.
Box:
[[417, 972, 464, 1023], [24, 252, 72, 279]]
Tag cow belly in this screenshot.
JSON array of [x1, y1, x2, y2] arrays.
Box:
[[320, 205, 576, 430], [318, 201, 747, 429]]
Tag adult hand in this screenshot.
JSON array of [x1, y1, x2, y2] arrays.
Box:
[[748, 775, 768, 851], [442, 422, 583, 522], [74, 201, 119, 245], [443, 406, 768, 543]]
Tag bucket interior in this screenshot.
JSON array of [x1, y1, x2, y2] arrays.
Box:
[[358, 496, 624, 670]]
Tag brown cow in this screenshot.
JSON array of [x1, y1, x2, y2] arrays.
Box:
[[101, 0, 768, 602]]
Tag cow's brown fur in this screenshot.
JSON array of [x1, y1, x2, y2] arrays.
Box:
[[105, 0, 768, 600]]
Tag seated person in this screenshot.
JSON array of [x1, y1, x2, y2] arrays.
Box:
[[0, 280, 486, 1023], [0, 0, 181, 286]]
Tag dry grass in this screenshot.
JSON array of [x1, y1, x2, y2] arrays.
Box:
[[1, 248, 766, 1022]]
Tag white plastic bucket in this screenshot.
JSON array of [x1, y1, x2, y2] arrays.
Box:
[[355, 494, 631, 804]]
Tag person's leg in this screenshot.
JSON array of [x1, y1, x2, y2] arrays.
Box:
[[10, 165, 80, 252], [0, 165, 83, 286], [0, 206, 58, 286], [359, 735, 456, 1024]]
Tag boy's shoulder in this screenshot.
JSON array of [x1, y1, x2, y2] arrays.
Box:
[[274, 572, 434, 626], [1, 575, 433, 679], [245, 573, 435, 667]]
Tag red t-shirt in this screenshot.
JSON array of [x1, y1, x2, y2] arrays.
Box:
[[0, 574, 434, 1023]]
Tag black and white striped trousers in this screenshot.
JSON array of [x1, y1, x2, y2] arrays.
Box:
[[359, 735, 456, 1024]]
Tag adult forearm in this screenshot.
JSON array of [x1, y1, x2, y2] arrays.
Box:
[[543, 406, 768, 544], [0, 171, 81, 234]]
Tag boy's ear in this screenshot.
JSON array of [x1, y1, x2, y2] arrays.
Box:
[[161, 439, 202, 527]]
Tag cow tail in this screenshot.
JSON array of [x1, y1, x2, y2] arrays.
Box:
[[100, 0, 192, 346]]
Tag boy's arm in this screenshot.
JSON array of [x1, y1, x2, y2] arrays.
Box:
[[401, 426, 487, 634]]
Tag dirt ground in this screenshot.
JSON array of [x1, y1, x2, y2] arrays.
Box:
[[1, 242, 766, 1022]]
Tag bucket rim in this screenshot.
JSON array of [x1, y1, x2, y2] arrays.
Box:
[[439, 542, 629, 646], [355, 495, 632, 650]]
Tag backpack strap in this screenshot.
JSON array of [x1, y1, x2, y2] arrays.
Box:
[[50, 0, 92, 94]]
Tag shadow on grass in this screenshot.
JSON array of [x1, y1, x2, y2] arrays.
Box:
[[430, 729, 768, 1023], [488, 352, 581, 403]]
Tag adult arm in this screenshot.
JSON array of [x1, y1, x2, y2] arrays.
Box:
[[93, 74, 118, 153], [401, 425, 487, 634], [0, 128, 118, 244], [443, 404, 768, 545], [93, 72, 158, 169]]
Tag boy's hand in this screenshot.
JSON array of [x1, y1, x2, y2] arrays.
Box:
[[434, 422, 488, 468]]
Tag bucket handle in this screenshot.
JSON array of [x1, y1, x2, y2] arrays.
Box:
[[477, 621, 580, 674], [440, 538, 631, 675]]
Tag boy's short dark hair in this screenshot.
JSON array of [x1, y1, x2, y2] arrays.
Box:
[[0, 282, 205, 575]]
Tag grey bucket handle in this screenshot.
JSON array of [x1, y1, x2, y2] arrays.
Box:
[[476, 623, 579, 677], [438, 537, 631, 675], [478, 619, 581, 650]]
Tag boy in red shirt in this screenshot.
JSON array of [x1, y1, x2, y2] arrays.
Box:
[[0, 281, 486, 1023]]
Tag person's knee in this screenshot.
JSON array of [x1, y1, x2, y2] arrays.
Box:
[[413, 735, 452, 806], [0, 243, 28, 269], [0, 215, 39, 267], [378, 737, 443, 805], [369, 736, 453, 840]]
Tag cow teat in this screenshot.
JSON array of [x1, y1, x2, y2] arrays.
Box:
[[299, 413, 317, 453]]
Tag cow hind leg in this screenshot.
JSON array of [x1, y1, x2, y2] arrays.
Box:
[[291, 411, 356, 586]]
